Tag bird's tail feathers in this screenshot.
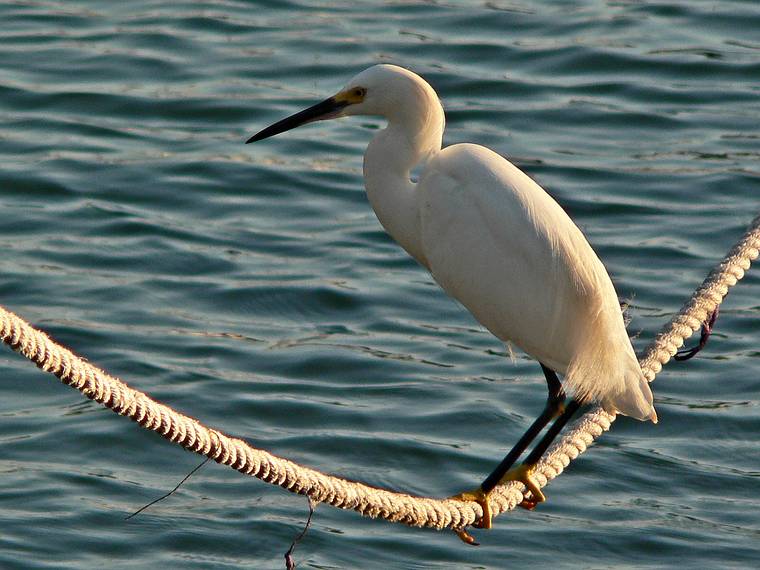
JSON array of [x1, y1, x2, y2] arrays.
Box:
[[603, 364, 658, 423], [563, 308, 657, 423]]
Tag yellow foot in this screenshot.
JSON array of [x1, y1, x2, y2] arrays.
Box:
[[450, 487, 493, 531], [499, 463, 546, 507], [450, 464, 547, 544]]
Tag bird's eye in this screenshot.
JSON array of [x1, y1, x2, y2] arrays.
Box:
[[353, 87, 367, 99]]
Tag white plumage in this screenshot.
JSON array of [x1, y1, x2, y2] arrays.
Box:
[[247, 63, 657, 533], [345, 64, 656, 422]]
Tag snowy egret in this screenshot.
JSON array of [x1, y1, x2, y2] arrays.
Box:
[[246, 64, 657, 534]]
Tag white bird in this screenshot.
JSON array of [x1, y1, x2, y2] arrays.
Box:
[[246, 64, 657, 538]]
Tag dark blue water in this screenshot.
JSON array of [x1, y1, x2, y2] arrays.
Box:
[[1, 1, 759, 568]]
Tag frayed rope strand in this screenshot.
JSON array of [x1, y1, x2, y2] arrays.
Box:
[[1, 214, 759, 531]]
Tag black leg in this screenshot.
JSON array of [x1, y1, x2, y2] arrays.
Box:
[[480, 364, 566, 494], [451, 364, 571, 536], [522, 399, 581, 467]]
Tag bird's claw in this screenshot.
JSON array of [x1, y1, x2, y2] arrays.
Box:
[[450, 464, 547, 544], [454, 527, 480, 546], [450, 487, 493, 530], [519, 497, 539, 511], [497, 463, 546, 506]]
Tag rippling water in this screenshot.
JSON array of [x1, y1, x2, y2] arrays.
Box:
[[1, 1, 759, 568]]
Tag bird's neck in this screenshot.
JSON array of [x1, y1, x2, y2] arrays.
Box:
[[363, 110, 444, 268]]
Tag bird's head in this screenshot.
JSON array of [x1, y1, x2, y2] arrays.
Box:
[[245, 64, 440, 144]]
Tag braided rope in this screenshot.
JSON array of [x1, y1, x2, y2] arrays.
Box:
[[2, 214, 759, 532]]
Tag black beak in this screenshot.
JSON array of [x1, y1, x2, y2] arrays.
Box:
[[246, 96, 349, 144]]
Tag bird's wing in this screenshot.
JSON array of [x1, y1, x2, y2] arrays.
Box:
[[417, 143, 655, 420], [417, 143, 610, 372]]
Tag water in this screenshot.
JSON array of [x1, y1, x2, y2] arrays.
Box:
[[1, 1, 759, 568]]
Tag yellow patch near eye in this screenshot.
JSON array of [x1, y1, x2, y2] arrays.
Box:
[[334, 87, 366, 105]]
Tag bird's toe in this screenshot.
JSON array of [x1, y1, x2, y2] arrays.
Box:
[[498, 463, 546, 506], [450, 487, 493, 531]]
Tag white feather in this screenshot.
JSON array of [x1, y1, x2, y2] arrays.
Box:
[[351, 65, 656, 422], [251, 63, 657, 424]]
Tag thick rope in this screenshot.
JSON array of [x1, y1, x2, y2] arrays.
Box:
[[1, 214, 759, 532]]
